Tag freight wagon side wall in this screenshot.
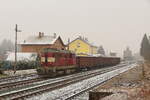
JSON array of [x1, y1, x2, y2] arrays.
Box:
[[76, 56, 103, 68], [76, 56, 120, 69]]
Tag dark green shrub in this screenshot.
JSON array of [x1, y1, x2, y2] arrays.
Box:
[[0, 60, 40, 70]]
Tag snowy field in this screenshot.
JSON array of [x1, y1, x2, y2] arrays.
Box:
[[28, 63, 136, 100], [0, 69, 38, 85]]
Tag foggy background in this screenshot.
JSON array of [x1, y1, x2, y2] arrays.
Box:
[[0, 0, 150, 56]]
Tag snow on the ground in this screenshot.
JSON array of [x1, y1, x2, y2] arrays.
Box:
[[101, 93, 128, 100], [71, 92, 89, 100], [28, 63, 136, 100], [0, 66, 121, 97], [3, 69, 37, 76], [6, 52, 37, 61], [0, 72, 38, 85]]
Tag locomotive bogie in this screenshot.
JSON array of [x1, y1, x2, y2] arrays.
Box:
[[37, 65, 77, 77]]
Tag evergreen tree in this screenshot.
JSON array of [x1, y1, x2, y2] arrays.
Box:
[[140, 34, 150, 60], [98, 46, 105, 55]]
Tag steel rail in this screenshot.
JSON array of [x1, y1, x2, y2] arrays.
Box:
[[0, 64, 125, 100]]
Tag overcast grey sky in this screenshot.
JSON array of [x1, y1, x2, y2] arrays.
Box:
[[0, 0, 150, 56]]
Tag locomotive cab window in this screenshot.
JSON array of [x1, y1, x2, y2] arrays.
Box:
[[45, 53, 48, 63]]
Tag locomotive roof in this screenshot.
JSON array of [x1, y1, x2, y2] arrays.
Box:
[[42, 48, 74, 54]]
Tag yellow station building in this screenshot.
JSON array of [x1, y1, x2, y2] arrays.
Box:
[[68, 37, 98, 56]]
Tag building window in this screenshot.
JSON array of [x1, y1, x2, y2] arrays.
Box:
[[74, 48, 77, 52], [77, 42, 80, 48]]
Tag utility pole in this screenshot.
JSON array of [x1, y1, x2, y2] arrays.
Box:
[[14, 24, 21, 74], [68, 38, 70, 50]]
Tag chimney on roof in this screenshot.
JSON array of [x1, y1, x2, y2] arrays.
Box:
[[53, 33, 57, 38], [85, 37, 88, 42], [79, 36, 82, 39], [68, 38, 70, 44], [39, 32, 44, 38], [39, 32, 42, 38]]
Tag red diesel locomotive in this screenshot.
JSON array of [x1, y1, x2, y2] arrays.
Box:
[[37, 48, 120, 76]]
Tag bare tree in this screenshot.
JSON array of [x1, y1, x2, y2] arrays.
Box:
[[0, 39, 14, 60]]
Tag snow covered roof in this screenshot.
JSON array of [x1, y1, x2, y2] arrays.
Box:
[[76, 53, 105, 57], [77, 53, 120, 58], [69, 37, 97, 47], [19, 33, 60, 45], [6, 52, 37, 61], [90, 54, 105, 57]]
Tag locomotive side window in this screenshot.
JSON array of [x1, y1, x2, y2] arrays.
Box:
[[41, 57, 45, 62]]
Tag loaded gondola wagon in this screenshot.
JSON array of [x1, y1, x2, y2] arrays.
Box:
[[76, 56, 120, 69]]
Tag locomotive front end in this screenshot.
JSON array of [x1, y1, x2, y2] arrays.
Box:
[[37, 48, 77, 77]]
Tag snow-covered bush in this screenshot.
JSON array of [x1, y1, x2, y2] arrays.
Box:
[[0, 60, 39, 70]]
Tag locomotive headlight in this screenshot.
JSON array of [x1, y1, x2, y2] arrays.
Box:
[[48, 57, 55, 62]]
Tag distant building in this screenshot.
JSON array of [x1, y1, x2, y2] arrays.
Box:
[[19, 32, 66, 53], [123, 47, 133, 61], [110, 52, 117, 57], [68, 36, 98, 56]]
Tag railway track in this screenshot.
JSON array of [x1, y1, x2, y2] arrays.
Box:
[[0, 67, 115, 92], [0, 73, 38, 85], [0, 64, 127, 100], [0, 77, 46, 92], [57, 63, 136, 100]]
